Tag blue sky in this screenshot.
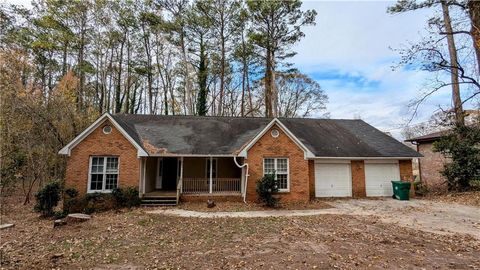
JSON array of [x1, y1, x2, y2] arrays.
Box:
[[5, 0, 466, 138], [293, 1, 459, 138]]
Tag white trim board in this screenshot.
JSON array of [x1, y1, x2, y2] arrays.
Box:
[[311, 157, 415, 160], [58, 113, 148, 157], [238, 118, 315, 159]]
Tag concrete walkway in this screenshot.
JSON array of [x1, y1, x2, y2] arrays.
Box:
[[146, 208, 340, 218]]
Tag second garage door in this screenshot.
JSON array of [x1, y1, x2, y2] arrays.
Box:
[[315, 162, 352, 197], [365, 162, 400, 197]]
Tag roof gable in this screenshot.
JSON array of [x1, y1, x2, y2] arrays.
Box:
[[58, 113, 148, 157], [238, 118, 315, 159], [60, 114, 421, 158]]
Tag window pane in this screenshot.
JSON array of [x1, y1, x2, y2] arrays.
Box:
[[106, 157, 118, 173], [264, 158, 275, 175], [91, 157, 104, 173], [277, 174, 288, 190], [105, 174, 118, 190], [276, 158, 288, 173], [90, 174, 103, 190]]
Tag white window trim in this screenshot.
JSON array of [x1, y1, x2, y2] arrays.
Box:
[[87, 156, 120, 193], [263, 157, 290, 192]]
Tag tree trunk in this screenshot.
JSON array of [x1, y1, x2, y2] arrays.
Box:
[[218, 16, 226, 116], [141, 23, 154, 114], [264, 48, 274, 117], [468, 0, 480, 72], [115, 34, 125, 113], [442, 0, 464, 126]]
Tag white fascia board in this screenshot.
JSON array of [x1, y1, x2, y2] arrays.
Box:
[[238, 118, 315, 159], [58, 113, 148, 157], [310, 157, 414, 160], [149, 154, 236, 157]]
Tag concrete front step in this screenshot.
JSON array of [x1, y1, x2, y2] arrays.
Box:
[[141, 196, 178, 206]]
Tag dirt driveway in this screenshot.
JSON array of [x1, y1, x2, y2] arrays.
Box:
[[330, 198, 480, 240], [151, 198, 480, 240]]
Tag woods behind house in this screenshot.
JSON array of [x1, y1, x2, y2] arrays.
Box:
[[0, 0, 328, 201]]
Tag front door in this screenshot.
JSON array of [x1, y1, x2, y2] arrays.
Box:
[[156, 157, 178, 190], [156, 158, 163, 189]]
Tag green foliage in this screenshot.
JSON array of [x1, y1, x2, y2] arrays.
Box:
[[111, 187, 141, 208], [34, 181, 61, 217], [434, 124, 480, 191], [413, 181, 428, 196], [196, 35, 208, 116], [63, 187, 140, 214], [64, 187, 79, 198], [256, 174, 279, 207]]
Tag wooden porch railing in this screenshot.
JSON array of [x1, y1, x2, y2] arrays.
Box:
[[182, 178, 241, 194]]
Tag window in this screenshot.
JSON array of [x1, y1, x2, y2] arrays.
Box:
[[102, 125, 112, 134], [271, 129, 280, 138], [206, 158, 217, 179], [89, 157, 119, 192], [263, 158, 289, 192]]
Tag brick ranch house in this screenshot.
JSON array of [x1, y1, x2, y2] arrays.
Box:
[[405, 131, 448, 191], [59, 113, 421, 204]]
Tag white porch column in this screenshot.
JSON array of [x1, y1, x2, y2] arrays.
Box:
[[180, 157, 184, 193], [141, 158, 146, 195], [209, 156, 213, 194]]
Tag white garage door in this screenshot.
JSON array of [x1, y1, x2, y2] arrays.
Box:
[[315, 162, 352, 197], [365, 162, 400, 197]]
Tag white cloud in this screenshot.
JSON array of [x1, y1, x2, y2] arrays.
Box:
[[292, 1, 455, 139]]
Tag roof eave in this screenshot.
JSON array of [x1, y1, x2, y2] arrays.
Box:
[[58, 113, 149, 157]]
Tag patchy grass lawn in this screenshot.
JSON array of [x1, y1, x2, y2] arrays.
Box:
[[1, 195, 479, 269]]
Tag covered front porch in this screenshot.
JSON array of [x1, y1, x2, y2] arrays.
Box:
[[140, 156, 244, 198]]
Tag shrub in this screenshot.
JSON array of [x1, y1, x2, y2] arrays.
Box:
[[111, 187, 141, 208], [63, 187, 141, 214], [34, 181, 62, 217], [434, 124, 480, 191], [64, 188, 79, 198], [414, 181, 428, 196], [256, 174, 279, 207]]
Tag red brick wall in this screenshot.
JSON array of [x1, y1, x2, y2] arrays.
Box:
[[245, 124, 310, 202], [351, 160, 366, 198], [399, 159, 415, 196], [418, 143, 448, 191], [399, 160, 413, 181], [64, 120, 140, 195], [308, 160, 315, 199]]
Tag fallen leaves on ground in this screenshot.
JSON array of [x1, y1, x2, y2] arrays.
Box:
[[422, 191, 480, 207], [1, 195, 479, 269], [179, 200, 331, 212]]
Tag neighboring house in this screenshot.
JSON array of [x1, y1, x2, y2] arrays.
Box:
[[405, 131, 449, 191], [59, 113, 421, 204]]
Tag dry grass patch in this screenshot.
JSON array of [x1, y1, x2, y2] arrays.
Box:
[[179, 200, 332, 212], [1, 194, 480, 269]]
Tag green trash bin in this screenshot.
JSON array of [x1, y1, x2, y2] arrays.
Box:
[[391, 181, 411, 200]]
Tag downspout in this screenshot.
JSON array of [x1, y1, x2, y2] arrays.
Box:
[[233, 155, 249, 203]]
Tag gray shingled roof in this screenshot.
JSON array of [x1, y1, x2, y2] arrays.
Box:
[[404, 130, 447, 143], [111, 114, 421, 158]]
